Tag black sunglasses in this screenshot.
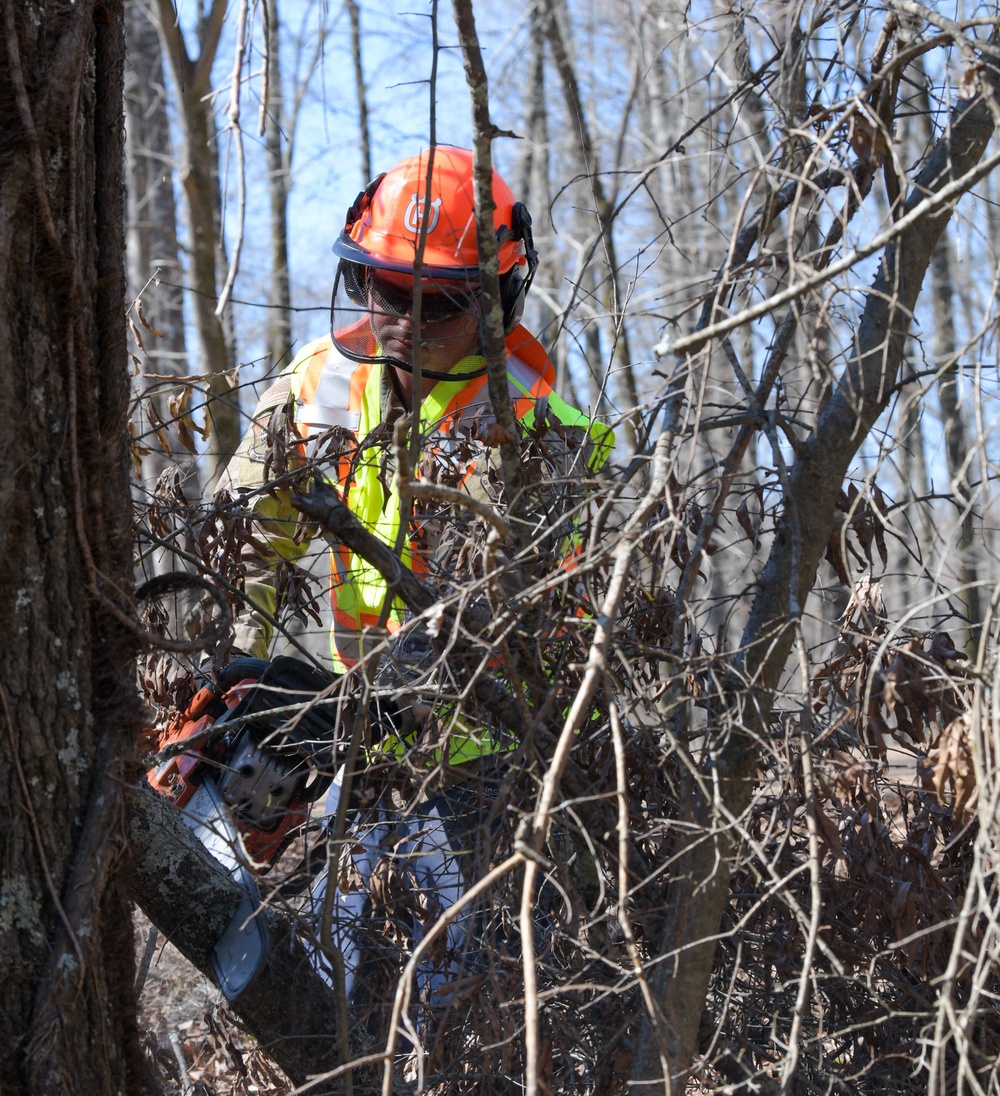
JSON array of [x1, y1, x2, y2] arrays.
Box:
[[367, 274, 480, 324]]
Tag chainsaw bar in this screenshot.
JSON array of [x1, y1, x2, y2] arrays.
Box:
[[182, 777, 270, 999]]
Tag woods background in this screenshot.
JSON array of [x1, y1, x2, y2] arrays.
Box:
[[3, 0, 1000, 1094]]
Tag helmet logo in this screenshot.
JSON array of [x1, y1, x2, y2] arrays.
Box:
[[403, 193, 442, 234]]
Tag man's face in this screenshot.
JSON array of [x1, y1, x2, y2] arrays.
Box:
[[366, 269, 482, 375]]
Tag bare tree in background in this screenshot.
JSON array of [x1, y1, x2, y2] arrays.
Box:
[[151, 0, 241, 482], [262, 0, 294, 372], [346, 0, 373, 185], [125, 0, 196, 512]]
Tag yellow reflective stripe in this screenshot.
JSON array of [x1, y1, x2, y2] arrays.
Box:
[[507, 357, 614, 471], [376, 709, 518, 765]]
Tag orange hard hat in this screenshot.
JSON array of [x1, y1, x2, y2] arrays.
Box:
[[333, 146, 531, 280]]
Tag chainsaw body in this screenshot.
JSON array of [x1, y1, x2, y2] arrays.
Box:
[[144, 655, 342, 998], [147, 655, 339, 870]]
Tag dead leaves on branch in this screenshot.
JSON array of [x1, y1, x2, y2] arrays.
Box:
[[735, 480, 764, 552], [812, 576, 979, 819], [642, 473, 720, 578], [879, 632, 967, 747], [730, 478, 894, 583], [920, 711, 978, 818], [128, 297, 231, 466], [136, 464, 324, 694], [719, 600, 994, 1090], [824, 482, 891, 584]]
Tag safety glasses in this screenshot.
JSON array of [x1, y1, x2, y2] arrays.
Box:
[[367, 273, 480, 324]]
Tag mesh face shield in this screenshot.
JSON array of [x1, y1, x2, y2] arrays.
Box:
[[329, 260, 489, 382]]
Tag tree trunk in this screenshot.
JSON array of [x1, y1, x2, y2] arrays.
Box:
[[0, 1, 144, 1092], [264, 0, 294, 371], [346, 0, 372, 185], [128, 787, 352, 1091], [541, 0, 639, 446], [930, 231, 984, 649], [154, 0, 241, 484], [179, 75, 242, 480]]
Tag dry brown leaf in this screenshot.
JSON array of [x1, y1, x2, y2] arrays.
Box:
[[176, 417, 197, 454], [882, 645, 929, 745], [814, 801, 845, 861], [824, 524, 851, 585], [136, 297, 165, 337], [842, 573, 885, 629], [928, 630, 966, 670], [870, 484, 889, 566], [128, 313, 147, 354], [145, 402, 173, 456], [481, 421, 516, 447], [735, 494, 760, 551], [921, 713, 976, 818]]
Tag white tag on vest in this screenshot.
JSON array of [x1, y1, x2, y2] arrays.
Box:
[[298, 350, 362, 437]]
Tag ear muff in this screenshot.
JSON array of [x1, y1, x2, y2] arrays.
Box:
[[344, 173, 386, 231], [500, 266, 526, 333], [499, 201, 539, 333]]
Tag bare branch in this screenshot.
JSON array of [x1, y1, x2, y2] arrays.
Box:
[[451, 0, 525, 522]]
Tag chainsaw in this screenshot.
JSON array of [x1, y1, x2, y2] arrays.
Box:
[[144, 654, 343, 998]]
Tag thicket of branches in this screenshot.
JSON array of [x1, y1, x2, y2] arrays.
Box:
[[129, 3, 1000, 1094]]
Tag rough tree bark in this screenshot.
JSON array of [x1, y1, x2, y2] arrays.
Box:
[[0, 1, 144, 1092], [631, 42, 1000, 1092]]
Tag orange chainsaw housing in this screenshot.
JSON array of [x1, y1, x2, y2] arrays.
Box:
[[145, 674, 310, 871]]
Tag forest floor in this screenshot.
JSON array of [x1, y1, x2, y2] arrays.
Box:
[[136, 908, 293, 1095]]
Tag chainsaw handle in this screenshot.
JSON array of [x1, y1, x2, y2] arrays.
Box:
[[217, 657, 271, 692]]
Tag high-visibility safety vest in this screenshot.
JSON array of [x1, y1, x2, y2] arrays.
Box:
[[222, 325, 613, 761]]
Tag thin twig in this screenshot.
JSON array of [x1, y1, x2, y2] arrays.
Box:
[[168, 1031, 194, 1096], [215, 0, 249, 318], [655, 143, 1000, 359], [133, 924, 160, 1000]]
